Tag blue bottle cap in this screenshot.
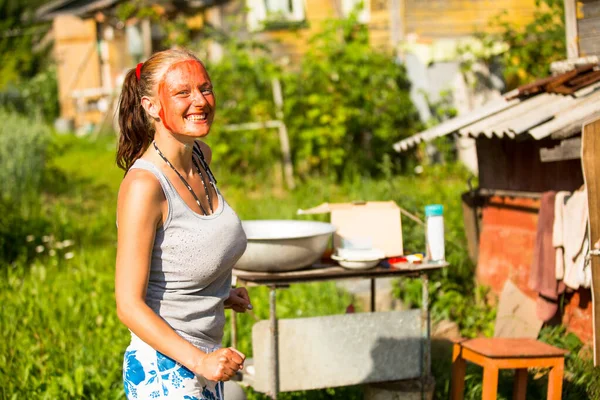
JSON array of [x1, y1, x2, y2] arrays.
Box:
[[425, 204, 444, 217]]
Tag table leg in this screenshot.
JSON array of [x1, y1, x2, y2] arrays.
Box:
[[482, 366, 499, 400], [450, 343, 466, 400], [370, 278, 376, 312], [547, 358, 564, 400], [420, 273, 430, 378], [268, 286, 279, 399], [513, 368, 528, 400], [231, 310, 238, 349]]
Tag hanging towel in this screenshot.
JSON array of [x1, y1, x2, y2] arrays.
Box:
[[553, 191, 570, 281], [529, 191, 560, 321], [561, 188, 591, 290]]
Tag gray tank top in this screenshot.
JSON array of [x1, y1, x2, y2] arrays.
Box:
[[129, 158, 247, 347]]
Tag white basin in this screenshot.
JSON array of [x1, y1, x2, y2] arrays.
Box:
[[234, 220, 336, 272]]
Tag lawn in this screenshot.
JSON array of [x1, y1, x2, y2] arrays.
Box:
[[2, 133, 598, 399]]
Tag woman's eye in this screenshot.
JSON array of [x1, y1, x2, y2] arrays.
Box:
[[202, 88, 213, 95], [177, 90, 189, 95]]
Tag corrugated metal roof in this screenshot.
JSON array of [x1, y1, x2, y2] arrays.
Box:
[[37, 0, 122, 20], [393, 65, 600, 151]]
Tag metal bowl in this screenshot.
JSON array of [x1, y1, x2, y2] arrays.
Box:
[[234, 220, 336, 272]]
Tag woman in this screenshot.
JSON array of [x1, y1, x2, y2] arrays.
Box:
[[115, 48, 251, 400]]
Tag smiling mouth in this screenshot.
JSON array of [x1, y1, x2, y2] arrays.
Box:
[[185, 113, 207, 121]]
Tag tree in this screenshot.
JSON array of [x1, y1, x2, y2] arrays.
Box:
[[283, 13, 422, 179], [0, 0, 51, 88], [469, 0, 566, 90]]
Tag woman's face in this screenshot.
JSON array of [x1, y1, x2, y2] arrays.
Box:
[[157, 60, 215, 138]]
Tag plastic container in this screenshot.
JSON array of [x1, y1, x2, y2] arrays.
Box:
[[425, 204, 445, 262]]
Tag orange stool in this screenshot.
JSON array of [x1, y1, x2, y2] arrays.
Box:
[[450, 338, 568, 400]]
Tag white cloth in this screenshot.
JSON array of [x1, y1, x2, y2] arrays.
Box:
[[557, 188, 591, 290], [553, 191, 570, 281]]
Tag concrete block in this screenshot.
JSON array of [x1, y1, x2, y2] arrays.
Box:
[[364, 377, 435, 400], [251, 310, 423, 393]]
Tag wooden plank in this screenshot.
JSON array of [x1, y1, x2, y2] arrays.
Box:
[[581, 117, 600, 365], [539, 137, 582, 162], [581, 1, 600, 18]]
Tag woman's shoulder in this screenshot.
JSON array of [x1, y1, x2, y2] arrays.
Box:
[[118, 165, 165, 205]]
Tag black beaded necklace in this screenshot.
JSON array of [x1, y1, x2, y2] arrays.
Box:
[[153, 141, 213, 215]]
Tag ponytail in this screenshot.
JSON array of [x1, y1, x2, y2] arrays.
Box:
[[116, 67, 153, 172]]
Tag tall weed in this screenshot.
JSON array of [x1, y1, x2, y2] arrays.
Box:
[[0, 109, 50, 206]]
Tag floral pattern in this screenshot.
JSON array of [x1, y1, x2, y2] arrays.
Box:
[[122, 340, 223, 399]]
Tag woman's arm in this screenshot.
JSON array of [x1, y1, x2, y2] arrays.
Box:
[[115, 169, 243, 380]]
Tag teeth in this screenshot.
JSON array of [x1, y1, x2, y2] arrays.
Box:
[[186, 114, 206, 121]]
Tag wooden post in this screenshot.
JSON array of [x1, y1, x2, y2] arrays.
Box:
[[141, 19, 152, 60], [271, 78, 296, 190], [564, 0, 579, 59], [582, 117, 600, 365]]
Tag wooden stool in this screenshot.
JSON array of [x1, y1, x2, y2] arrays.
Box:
[[450, 338, 567, 400]]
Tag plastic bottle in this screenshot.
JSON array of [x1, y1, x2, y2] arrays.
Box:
[[425, 204, 445, 262]]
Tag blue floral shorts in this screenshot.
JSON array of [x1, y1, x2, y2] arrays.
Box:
[[123, 335, 224, 400]]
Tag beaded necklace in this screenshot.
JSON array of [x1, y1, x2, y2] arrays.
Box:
[[153, 141, 213, 215]]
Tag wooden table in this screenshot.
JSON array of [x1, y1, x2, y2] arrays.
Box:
[[232, 261, 448, 399]]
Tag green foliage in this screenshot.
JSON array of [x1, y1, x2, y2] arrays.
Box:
[[283, 13, 421, 179], [462, 0, 566, 90], [0, 64, 59, 123], [0, 109, 50, 205], [1, 247, 127, 399], [539, 325, 600, 398], [197, 34, 282, 183], [0, 0, 58, 122], [116, 0, 198, 48], [0, 0, 50, 88]]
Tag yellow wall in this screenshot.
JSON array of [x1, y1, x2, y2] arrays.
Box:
[[404, 0, 537, 39], [255, 0, 538, 59], [53, 15, 101, 123]]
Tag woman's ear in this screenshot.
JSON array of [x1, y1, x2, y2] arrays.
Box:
[[141, 96, 160, 120]]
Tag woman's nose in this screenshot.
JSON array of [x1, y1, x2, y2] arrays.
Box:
[[191, 90, 207, 106]]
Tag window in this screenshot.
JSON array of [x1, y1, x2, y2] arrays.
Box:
[[247, 0, 306, 31], [341, 0, 370, 23]]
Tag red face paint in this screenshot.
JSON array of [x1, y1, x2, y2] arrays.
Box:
[[157, 60, 215, 136]]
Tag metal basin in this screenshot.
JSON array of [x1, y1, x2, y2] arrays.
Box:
[[234, 220, 336, 272]]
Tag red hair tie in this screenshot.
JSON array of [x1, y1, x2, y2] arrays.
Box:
[[135, 63, 143, 81]]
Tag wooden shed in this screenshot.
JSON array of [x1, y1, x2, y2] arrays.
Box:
[[394, 64, 600, 361]]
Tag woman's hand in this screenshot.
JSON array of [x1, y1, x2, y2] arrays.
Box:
[[193, 347, 245, 381], [224, 287, 252, 313]]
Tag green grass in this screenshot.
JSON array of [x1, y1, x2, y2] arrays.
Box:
[[2, 133, 599, 399]]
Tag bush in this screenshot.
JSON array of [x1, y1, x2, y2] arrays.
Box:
[[0, 65, 60, 124], [0, 109, 51, 205], [0, 110, 53, 262], [283, 14, 421, 180]]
